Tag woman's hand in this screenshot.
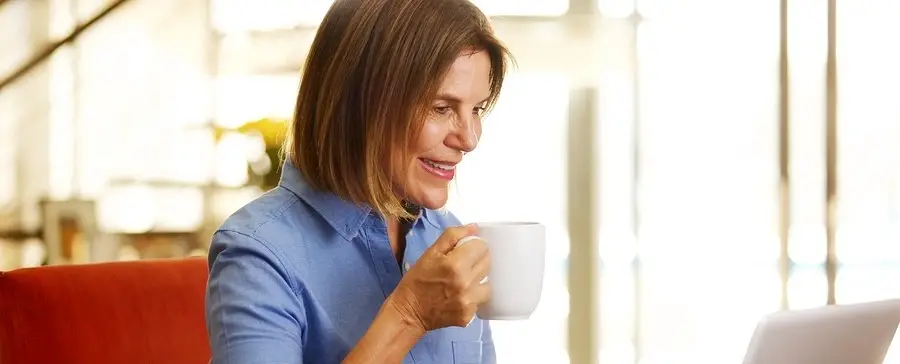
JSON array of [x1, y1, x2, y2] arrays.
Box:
[[342, 224, 490, 363], [387, 224, 492, 331]]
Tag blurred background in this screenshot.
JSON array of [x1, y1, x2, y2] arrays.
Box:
[[2, 0, 900, 363]]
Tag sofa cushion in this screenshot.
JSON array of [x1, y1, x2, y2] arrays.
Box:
[[0, 258, 210, 364]]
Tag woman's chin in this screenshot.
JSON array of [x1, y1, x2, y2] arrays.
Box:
[[405, 187, 449, 211]]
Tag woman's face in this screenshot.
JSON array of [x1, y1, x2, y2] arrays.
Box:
[[398, 50, 492, 211]]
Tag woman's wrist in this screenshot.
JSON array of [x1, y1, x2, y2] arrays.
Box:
[[383, 288, 427, 334], [380, 298, 427, 340]]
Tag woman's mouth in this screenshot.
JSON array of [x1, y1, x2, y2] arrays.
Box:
[[418, 158, 457, 180]]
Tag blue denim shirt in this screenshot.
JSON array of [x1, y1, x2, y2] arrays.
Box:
[[206, 162, 495, 364]]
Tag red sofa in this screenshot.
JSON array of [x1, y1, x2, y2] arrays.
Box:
[[0, 258, 211, 364]]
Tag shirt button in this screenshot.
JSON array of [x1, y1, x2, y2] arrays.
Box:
[[404, 262, 411, 271]]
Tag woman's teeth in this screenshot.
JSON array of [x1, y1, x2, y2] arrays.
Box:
[[422, 159, 455, 171]]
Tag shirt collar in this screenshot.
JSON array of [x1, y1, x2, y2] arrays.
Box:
[[278, 162, 440, 240]]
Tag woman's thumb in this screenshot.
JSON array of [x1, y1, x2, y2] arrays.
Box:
[[433, 224, 479, 254]]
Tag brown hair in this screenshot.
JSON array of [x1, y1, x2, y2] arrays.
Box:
[[287, 0, 511, 219]]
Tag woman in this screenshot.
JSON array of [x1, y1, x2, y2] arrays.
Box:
[[205, 0, 511, 363]]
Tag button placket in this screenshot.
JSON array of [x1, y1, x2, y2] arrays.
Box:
[[361, 221, 403, 297]]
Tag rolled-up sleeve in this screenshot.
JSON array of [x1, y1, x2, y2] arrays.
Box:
[[206, 229, 305, 364]]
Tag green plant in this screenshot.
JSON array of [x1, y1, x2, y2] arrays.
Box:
[[214, 118, 288, 190]]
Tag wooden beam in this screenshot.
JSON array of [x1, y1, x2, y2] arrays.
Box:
[[568, 87, 600, 364], [0, 229, 41, 240], [778, 0, 792, 310], [0, 0, 132, 91], [824, 0, 838, 305]]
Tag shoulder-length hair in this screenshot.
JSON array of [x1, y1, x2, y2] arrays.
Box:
[[287, 0, 511, 219]]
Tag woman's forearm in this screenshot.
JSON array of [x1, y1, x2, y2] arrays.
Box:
[[342, 299, 425, 364]]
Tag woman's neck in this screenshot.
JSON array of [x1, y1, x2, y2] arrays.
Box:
[[386, 203, 419, 265]]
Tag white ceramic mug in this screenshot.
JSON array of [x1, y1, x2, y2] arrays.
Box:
[[469, 222, 546, 320]]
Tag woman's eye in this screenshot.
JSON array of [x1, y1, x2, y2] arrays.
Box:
[[434, 106, 451, 115]]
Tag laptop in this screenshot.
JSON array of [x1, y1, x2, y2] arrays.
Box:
[[743, 298, 900, 364]]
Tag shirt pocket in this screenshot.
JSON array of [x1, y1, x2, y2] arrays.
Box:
[[451, 341, 483, 364]]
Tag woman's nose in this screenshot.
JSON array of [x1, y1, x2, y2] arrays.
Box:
[[449, 114, 480, 153]]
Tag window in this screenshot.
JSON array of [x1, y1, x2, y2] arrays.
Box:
[[96, 186, 205, 232], [0, 1, 32, 212], [0, 0, 32, 76], [72, 0, 120, 23], [0, 98, 18, 230], [589, 1, 900, 361], [0, 85, 19, 216], [446, 73, 570, 363], [787, 266, 828, 309], [834, 0, 900, 304], [214, 74, 299, 128], [621, 1, 782, 362], [784, 0, 829, 314], [67, 0, 214, 231]]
